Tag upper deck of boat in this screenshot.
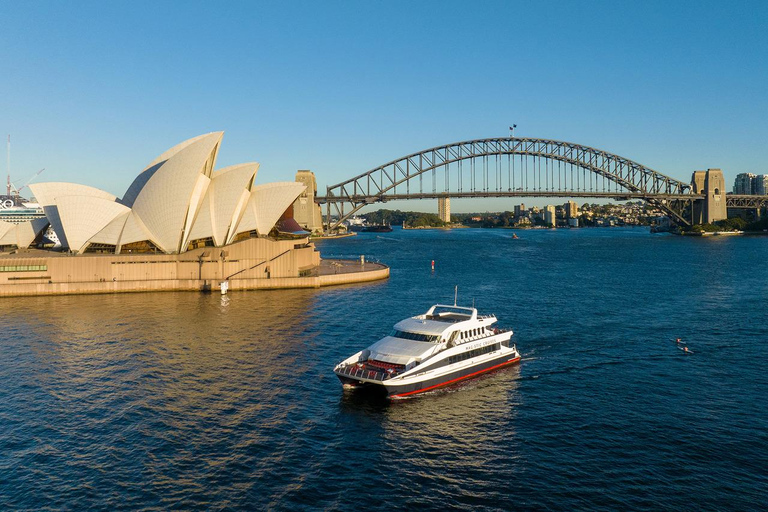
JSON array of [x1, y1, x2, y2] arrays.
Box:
[[395, 305, 497, 335]]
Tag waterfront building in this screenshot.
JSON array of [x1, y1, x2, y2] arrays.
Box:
[[17, 132, 309, 255], [544, 205, 556, 227], [754, 175, 768, 195], [513, 203, 526, 218], [292, 170, 324, 234], [0, 132, 391, 297], [438, 197, 451, 223], [733, 173, 756, 194], [564, 201, 578, 219]]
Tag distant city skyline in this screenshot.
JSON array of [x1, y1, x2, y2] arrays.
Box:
[[2, 0, 766, 213]]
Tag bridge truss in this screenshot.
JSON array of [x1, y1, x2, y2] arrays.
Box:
[[317, 137, 698, 229], [726, 195, 768, 209]]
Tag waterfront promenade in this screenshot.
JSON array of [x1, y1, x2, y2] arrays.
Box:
[[0, 236, 389, 297], [0, 259, 388, 297]]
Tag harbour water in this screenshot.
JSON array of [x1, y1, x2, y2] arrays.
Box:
[[1, 228, 766, 510]]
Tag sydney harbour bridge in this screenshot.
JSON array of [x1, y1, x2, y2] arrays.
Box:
[[315, 137, 767, 230]]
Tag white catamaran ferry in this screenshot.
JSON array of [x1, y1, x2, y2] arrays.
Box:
[[334, 301, 520, 398]]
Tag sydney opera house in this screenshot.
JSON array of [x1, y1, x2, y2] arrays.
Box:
[[0, 132, 388, 296]]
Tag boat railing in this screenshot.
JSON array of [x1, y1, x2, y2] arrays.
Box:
[[335, 363, 397, 381]]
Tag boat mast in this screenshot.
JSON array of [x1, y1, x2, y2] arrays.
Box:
[[6, 135, 10, 197], [454, 285, 458, 306]]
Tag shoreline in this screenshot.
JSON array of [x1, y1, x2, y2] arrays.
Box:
[[0, 259, 389, 298], [402, 224, 468, 230]]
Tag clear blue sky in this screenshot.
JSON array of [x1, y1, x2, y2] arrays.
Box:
[[1, 0, 766, 212]]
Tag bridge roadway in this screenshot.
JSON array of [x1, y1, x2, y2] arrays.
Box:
[[316, 191, 696, 202]]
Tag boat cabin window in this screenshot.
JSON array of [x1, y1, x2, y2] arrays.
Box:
[[389, 329, 441, 343], [448, 343, 500, 364]]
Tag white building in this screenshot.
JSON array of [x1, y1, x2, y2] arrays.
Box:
[[0, 132, 306, 254], [544, 205, 556, 227]]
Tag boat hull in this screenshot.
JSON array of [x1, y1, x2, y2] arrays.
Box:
[[361, 225, 393, 233], [336, 351, 520, 398]]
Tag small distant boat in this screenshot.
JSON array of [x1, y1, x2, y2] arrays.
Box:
[[512, 233, 519, 239], [362, 224, 393, 233]]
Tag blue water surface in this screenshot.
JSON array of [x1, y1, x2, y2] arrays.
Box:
[[1, 227, 766, 510]]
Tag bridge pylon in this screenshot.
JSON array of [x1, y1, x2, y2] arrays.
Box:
[[691, 169, 727, 224]]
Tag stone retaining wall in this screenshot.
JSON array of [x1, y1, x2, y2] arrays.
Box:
[[0, 264, 389, 297]]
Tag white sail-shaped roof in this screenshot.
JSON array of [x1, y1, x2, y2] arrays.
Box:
[[210, 163, 259, 245], [185, 193, 213, 243], [87, 211, 130, 245], [0, 220, 13, 240], [185, 163, 259, 245], [121, 133, 214, 208], [29, 182, 117, 206], [54, 196, 130, 253], [247, 182, 306, 236], [29, 182, 118, 250], [128, 132, 222, 253], [0, 218, 48, 248], [117, 211, 157, 248]]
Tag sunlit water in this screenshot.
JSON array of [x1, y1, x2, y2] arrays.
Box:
[[1, 228, 767, 510]]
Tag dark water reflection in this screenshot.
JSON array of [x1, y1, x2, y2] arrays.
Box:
[[1, 228, 767, 510]]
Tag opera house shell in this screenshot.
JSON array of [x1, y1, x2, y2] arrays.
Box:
[[12, 132, 305, 255]]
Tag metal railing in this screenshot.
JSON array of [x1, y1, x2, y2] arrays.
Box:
[[335, 364, 398, 381]]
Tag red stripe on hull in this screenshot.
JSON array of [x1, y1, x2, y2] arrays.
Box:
[[389, 356, 521, 398]]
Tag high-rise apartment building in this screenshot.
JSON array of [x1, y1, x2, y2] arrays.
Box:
[[564, 201, 578, 219], [438, 197, 451, 223], [544, 205, 556, 227], [755, 175, 768, 195], [734, 173, 756, 194]]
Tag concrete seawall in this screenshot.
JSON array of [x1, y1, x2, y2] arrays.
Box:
[[0, 261, 389, 297]]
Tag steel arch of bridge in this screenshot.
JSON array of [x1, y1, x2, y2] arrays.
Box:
[[317, 137, 698, 229]]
